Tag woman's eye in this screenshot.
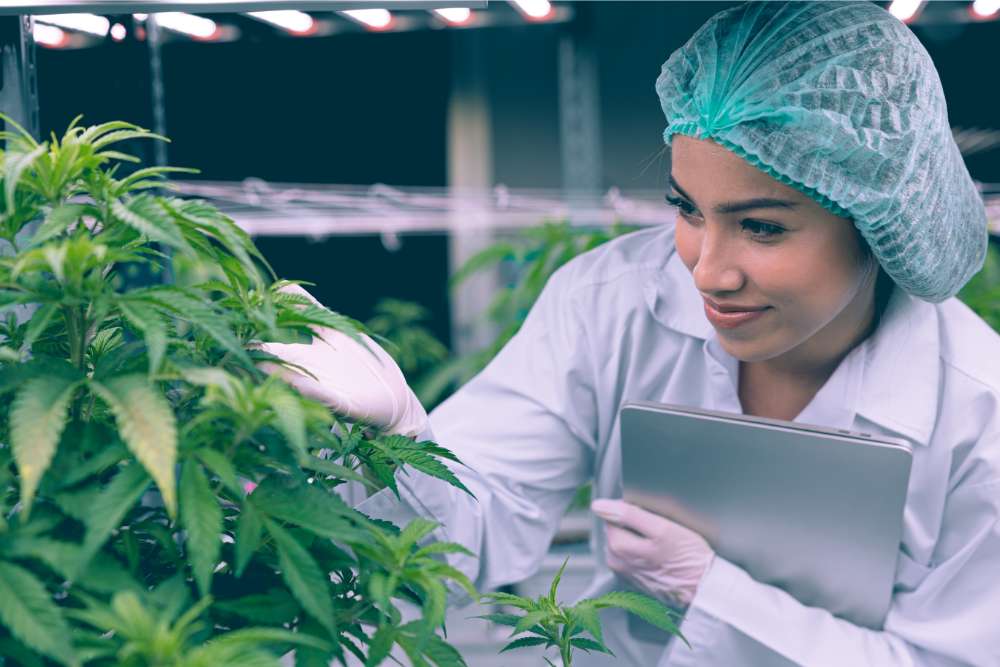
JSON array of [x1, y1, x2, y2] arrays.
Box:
[[741, 220, 785, 239], [665, 194, 699, 218]]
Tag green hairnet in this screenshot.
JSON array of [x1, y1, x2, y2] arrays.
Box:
[[656, 1, 988, 302]]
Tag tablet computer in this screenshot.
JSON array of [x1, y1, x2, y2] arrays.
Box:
[[619, 401, 913, 630]]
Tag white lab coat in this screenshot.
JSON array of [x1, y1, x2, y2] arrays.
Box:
[[358, 225, 1000, 666]]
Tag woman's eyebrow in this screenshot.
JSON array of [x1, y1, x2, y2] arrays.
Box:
[[668, 176, 800, 214]]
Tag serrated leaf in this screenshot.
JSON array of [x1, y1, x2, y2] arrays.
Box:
[[234, 500, 263, 578], [90, 374, 177, 516], [111, 196, 188, 250], [250, 475, 368, 545], [513, 609, 551, 636], [180, 459, 222, 597], [268, 384, 307, 460], [4, 537, 82, 580], [0, 562, 76, 666], [137, 287, 251, 367], [569, 637, 612, 654], [587, 591, 684, 639], [194, 447, 241, 496], [30, 203, 86, 246], [477, 591, 536, 610], [79, 464, 150, 568], [117, 299, 167, 375], [365, 625, 395, 667], [10, 374, 79, 515], [372, 437, 474, 498], [567, 602, 603, 644], [213, 589, 300, 625], [499, 636, 549, 653], [263, 518, 336, 636]]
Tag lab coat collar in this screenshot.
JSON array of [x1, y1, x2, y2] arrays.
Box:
[[645, 246, 940, 446], [853, 287, 940, 447]]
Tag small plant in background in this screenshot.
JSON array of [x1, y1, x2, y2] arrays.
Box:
[[418, 221, 636, 409], [477, 559, 685, 667], [365, 298, 449, 395], [958, 242, 1000, 331]]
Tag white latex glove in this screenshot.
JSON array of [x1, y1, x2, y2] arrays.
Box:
[[591, 498, 715, 608], [256, 284, 429, 438]]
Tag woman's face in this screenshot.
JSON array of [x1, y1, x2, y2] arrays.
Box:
[[670, 135, 878, 370]]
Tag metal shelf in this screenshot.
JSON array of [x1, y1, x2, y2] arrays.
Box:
[[1, 1, 486, 16]]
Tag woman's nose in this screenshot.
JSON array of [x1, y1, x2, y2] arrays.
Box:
[[691, 229, 745, 294]]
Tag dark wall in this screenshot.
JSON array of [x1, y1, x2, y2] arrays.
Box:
[[35, 20, 454, 344]]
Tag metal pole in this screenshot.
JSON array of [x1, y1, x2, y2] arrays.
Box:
[[0, 14, 40, 140]]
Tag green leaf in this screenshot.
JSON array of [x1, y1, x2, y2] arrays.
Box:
[[4, 537, 82, 580], [110, 195, 188, 251], [234, 500, 263, 578], [477, 591, 535, 611], [567, 602, 603, 645], [499, 636, 549, 653], [0, 562, 76, 666], [10, 373, 79, 515], [117, 298, 168, 375], [263, 518, 336, 636], [569, 637, 612, 654], [194, 447, 241, 496], [213, 589, 300, 625], [513, 609, 550, 636], [365, 625, 396, 667], [250, 475, 368, 545], [372, 436, 474, 498], [90, 374, 177, 517], [588, 591, 684, 641], [207, 626, 333, 653], [4, 143, 46, 213], [138, 287, 251, 367], [548, 556, 569, 604], [79, 463, 150, 567], [30, 203, 87, 246], [268, 384, 307, 460], [180, 459, 223, 597], [18, 302, 58, 355]]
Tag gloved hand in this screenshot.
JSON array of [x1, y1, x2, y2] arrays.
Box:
[[591, 498, 715, 608], [256, 284, 430, 438]]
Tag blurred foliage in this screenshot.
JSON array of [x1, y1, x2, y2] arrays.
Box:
[[958, 241, 1000, 330], [417, 221, 637, 410], [365, 298, 449, 390]]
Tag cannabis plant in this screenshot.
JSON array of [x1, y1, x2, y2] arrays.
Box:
[[0, 116, 477, 666], [478, 559, 685, 667]]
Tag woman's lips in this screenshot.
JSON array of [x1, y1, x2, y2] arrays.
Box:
[[703, 300, 771, 329]]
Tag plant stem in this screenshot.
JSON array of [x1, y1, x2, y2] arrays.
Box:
[[560, 641, 572, 667]]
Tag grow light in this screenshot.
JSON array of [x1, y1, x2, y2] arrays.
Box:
[[888, 0, 924, 22], [433, 7, 471, 24], [32, 22, 67, 46], [510, 0, 552, 20], [247, 10, 314, 34], [340, 8, 393, 29], [971, 0, 1000, 18], [34, 12, 109, 36], [153, 12, 218, 39]]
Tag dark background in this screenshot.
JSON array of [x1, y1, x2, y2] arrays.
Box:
[[31, 2, 1000, 348]]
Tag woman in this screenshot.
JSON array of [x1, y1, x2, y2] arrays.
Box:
[[262, 2, 999, 665]]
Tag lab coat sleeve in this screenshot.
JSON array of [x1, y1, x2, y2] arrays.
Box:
[[666, 478, 1000, 667], [356, 264, 597, 599]]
